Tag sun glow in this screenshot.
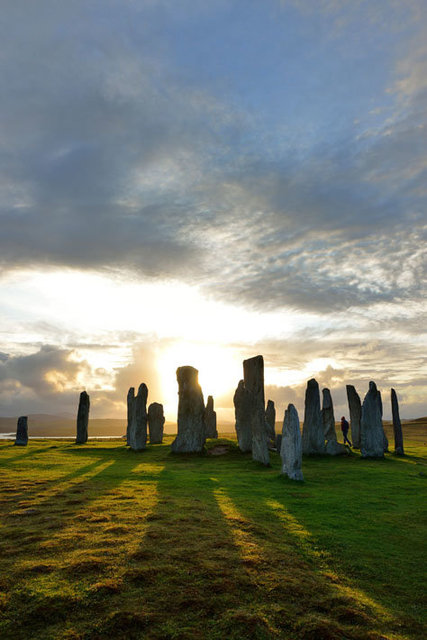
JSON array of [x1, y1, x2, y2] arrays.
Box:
[[157, 342, 242, 420]]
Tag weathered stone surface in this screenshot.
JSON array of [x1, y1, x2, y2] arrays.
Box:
[[302, 378, 325, 455], [243, 355, 270, 466], [148, 402, 165, 444], [280, 404, 304, 481], [322, 388, 337, 442], [346, 385, 361, 448], [204, 395, 218, 439], [233, 379, 252, 452], [171, 366, 205, 453], [129, 383, 148, 451], [378, 391, 389, 452], [391, 388, 404, 455], [360, 381, 384, 458], [126, 387, 134, 446], [275, 433, 282, 452], [265, 399, 276, 443], [15, 416, 28, 446], [325, 440, 349, 455], [76, 391, 90, 444]]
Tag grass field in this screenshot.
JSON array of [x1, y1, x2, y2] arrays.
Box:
[[0, 429, 426, 640]]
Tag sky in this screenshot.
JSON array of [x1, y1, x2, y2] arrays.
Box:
[[0, 0, 426, 423]]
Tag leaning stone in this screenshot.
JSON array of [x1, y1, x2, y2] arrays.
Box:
[[360, 381, 384, 458], [126, 387, 135, 446], [171, 366, 206, 453], [346, 385, 361, 449], [302, 379, 325, 455], [391, 389, 404, 455], [265, 399, 276, 443], [233, 380, 252, 452], [243, 355, 270, 466], [280, 404, 304, 481], [15, 416, 28, 446], [322, 388, 337, 442], [129, 384, 148, 451], [325, 440, 349, 455], [76, 391, 90, 444], [148, 402, 165, 444], [204, 395, 218, 439]]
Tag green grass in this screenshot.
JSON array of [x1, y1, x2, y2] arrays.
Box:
[[0, 435, 425, 640]]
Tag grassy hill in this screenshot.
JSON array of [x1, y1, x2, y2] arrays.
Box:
[[0, 432, 426, 640]]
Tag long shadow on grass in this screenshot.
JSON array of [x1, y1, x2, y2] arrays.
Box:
[[0, 445, 160, 640], [86, 449, 287, 640], [217, 451, 424, 640]]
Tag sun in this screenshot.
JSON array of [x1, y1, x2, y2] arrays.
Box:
[[157, 341, 242, 420]]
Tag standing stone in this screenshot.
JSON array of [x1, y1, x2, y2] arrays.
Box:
[[171, 366, 206, 453], [129, 383, 148, 451], [346, 385, 361, 449], [391, 388, 404, 455], [322, 388, 337, 442], [233, 380, 252, 452], [15, 416, 28, 446], [243, 355, 270, 466], [322, 388, 347, 455], [378, 390, 389, 452], [265, 400, 276, 444], [204, 395, 218, 439], [148, 402, 165, 444], [280, 404, 304, 481], [76, 391, 90, 444], [302, 379, 325, 455], [126, 387, 135, 446], [275, 433, 282, 452], [360, 381, 384, 458]]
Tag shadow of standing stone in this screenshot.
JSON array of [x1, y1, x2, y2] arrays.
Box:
[[346, 384, 361, 449], [302, 379, 325, 455], [76, 391, 90, 444], [243, 355, 270, 466], [361, 381, 384, 458], [171, 366, 206, 453], [391, 388, 404, 456], [233, 380, 252, 452], [15, 416, 28, 446], [148, 402, 165, 444]]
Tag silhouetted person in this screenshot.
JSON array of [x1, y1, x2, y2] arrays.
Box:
[[341, 416, 352, 447]]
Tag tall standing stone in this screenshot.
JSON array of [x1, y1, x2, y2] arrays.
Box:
[[322, 388, 337, 441], [280, 404, 304, 481], [76, 391, 90, 444], [233, 380, 252, 452], [126, 387, 135, 446], [265, 399, 276, 443], [129, 384, 148, 451], [148, 402, 165, 444], [15, 416, 28, 446], [360, 381, 384, 458], [243, 355, 270, 466], [171, 366, 206, 453], [322, 388, 347, 455], [378, 390, 389, 452], [204, 395, 218, 439], [391, 388, 404, 455], [346, 385, 361, 449], [302, 379, 325, 455]]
